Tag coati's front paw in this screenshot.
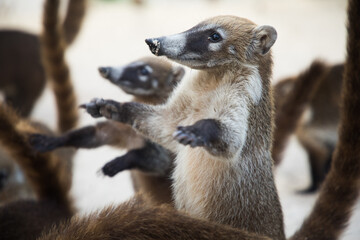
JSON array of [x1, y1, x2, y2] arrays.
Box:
[[173, 119, 223, 150], [173, 126, 207, 148], [80, 98, 122, 120], [28, 134, 62, 152]]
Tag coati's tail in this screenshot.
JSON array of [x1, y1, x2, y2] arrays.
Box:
[[290, 0, 360, 239], [0, 104, 73, 213], [63, 0, 87, 45], [39, 193, 270, 240], [272, 61, 327, 165], [41, 0, 78, 133]]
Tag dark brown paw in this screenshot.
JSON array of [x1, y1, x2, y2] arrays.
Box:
[[173, 126, 206, 148]]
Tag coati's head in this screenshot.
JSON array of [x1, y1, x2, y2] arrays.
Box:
[[98, 57, 185, 99], [145, 15, 277, 69]]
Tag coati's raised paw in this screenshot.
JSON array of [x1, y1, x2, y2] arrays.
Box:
[[173, 119, 223, 150], [80, 98, 122, 120], [173, 126, 206, 148], [28, 134, 63, 152]]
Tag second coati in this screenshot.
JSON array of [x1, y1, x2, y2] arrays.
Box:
[[30, 56, 185, 204], [82, 15, 285, 239], [273, 62, 343, 192]]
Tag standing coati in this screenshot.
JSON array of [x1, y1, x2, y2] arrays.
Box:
[[39, 0, 360, 239], [0, 0, 86, 118], [30, 56, 185, 204], [0, 0, 79, 238], [81, 15, 285, 239], [273, 62, 343, 193], [0, 0, 85, 204]]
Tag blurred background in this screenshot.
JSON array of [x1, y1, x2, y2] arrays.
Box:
[[0, 0, 358, 239]]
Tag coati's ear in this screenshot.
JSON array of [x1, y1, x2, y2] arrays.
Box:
[[251, 25, 277, 55], [171, 66, 185, 84]]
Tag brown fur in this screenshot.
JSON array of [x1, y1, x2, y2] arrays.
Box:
[[0, 0, 82, 238], [0, 105, 74, 240], [0, 0, 86, 203], [39, 1, 360, 239], [41, 0, 80, 133], [39, 193, 270, 240], [273, 62, 343, 192], [272, 60, 327, 165], [290, 0, 360, 238], [0, 0, 86, 118], [82, 15, 284, 239]]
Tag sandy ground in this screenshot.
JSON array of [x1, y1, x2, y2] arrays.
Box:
[[1, 0, 359, 238]]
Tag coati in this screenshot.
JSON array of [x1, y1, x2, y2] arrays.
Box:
[[30, 56, 185, 204], [0, 0, 79, 238], [273, 62, 343, 192], [0, 105, 74, 240], [81, 15, 285, 239], [0, 0, 86, 118], [39, 0, 360, 239], [0, 0, 86, 203]]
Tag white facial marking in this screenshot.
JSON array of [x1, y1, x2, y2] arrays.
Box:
[[163, 33, 186, 56], [145, 65, 153, 73], [109, 67, 124, 80], [128, 61, 145, 68], [209, 42, 222, 52], [152, 79, 159, 88], [139, 75, 148, 82], [244, 65, 262, 104]]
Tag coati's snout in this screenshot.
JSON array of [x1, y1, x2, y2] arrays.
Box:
[[145, 38, 162, 56], [98, 67, 110, 78]]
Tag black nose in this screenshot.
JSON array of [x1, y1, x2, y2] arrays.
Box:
[[145, 38, 160, 55], [98, 67, 110, 78]]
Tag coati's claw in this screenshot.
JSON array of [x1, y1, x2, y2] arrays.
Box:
[[81, 98, 103, 118], [173, 126, 206, 148], [81, 98, 122, 120]]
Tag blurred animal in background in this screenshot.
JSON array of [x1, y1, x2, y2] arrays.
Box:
[[30, 56, 185, 204], [0, 0, 81, 237], [0, 0, 86, 205], [0, 0, 86, 118], [273, 61, 343, 193], [0, 104, 75, 240]]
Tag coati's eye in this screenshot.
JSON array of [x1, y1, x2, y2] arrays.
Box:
[[139, 67, 150, 75], [208, 32, 222, 42]]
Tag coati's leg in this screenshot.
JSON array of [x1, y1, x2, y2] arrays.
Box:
[[297, 131, 329, 193], [101, 141, 173, 177], [29, 121, 144, 152], [81, 99, 180, 153]]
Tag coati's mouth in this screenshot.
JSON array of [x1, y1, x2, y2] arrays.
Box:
[[145, 39, 161, 56]]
